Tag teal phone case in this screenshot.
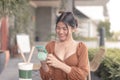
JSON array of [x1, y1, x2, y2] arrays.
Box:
[[36, 46, 48, 61]]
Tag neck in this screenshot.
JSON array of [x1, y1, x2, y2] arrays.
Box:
[[59, 38, 75, 44]]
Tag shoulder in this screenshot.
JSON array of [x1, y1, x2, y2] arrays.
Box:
[[77, 42, 88, 54], [45, 41, 55, 53], [78, 42, 87, 48], [46, 41, 55, 47]]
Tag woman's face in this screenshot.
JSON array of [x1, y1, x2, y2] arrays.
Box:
[[56, 22, 73, 42]]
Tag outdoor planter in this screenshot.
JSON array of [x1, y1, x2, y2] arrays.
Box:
[[0, 51, 10, 74], [0, 51, 5, 74]]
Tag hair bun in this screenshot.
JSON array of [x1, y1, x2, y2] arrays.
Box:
[[59, 11, 64, 14], [75, 19, 78, 28]]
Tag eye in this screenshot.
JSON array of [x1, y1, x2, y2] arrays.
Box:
[[63, 27, 67, 30], [56, 27, 60, 30]]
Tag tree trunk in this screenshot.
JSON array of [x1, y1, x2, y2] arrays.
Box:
[[60, 0, 74, 12]]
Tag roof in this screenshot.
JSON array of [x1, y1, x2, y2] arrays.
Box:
[[73, 7, 89, 19], [30, 0, 109, 8]]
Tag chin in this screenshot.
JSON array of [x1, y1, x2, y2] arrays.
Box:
[[59, 40, 65, 42], [59, 38, 66, 42], [58, 37, 67, 41]]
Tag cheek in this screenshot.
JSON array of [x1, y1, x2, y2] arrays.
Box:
[[67, 30, 73, 37], [55, 29, 59, 34], [65, 31, 68, 35]]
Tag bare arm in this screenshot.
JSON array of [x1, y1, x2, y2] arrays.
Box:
[[58, 61, 71, 73]]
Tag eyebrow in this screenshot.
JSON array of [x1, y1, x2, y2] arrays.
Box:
[[56, 26, 67, 28]]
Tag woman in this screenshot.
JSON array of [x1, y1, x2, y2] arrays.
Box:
[[40, 12, 89, 80]]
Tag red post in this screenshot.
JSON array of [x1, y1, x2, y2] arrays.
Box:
[[0, 16, 9, 51]]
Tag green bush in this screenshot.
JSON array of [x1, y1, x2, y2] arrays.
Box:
[[72, 33, 97, 41], [89, 48, 120, 80], [88, 48, 99, 61]]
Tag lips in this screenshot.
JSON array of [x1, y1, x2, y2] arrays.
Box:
[[57, 33, 63, 36], [58, 35, 65, 38]]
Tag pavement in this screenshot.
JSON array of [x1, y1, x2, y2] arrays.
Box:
[[0, 49, 42, 80]]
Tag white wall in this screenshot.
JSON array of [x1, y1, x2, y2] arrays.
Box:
[[77, 19, 98, 38]]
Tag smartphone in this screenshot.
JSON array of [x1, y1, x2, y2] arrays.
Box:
[[36, 45, 47, 53], [36, 45, 48, 61]]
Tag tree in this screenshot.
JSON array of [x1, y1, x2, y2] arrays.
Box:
[[0, 0, 29, 18], [0, 0, 34, 55], [97, 20, 113, 38], [60, 0, 74, 12]]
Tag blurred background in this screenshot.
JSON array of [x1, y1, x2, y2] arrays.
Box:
[[0, 0, 120, 80]]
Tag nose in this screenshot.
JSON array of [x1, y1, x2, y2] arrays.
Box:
[[59, 29, 64, 34]]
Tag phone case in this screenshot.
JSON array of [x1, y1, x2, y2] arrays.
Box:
[[36, 46, 48, 61]]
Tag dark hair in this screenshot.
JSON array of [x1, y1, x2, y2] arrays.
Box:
[[56, 12, 78, 28]]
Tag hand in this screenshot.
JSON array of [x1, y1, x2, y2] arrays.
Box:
[[40, 60, 49, 72], [46, 54, 62, 68]]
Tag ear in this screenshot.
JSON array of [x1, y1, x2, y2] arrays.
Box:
[[72, 28, 77, 32]]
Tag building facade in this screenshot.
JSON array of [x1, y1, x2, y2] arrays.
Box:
[[29, 0, 109, 41]]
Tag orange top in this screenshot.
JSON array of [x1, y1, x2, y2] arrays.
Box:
[[40, 41, 89, 80]]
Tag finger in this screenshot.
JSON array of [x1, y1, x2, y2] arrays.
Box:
[[46, 60, 52, 64], [46, 61, 53, 67], [48, 63, 53, 67], [47, 54, 53, 57], [41, 61, 46, 64], [46, 56, 52, 60], [47, 55, 54, 60]]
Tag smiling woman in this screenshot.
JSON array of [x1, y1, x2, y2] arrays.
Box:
[[39, 12, 90, 80]]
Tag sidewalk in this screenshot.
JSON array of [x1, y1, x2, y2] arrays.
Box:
[[0, 42, 47, 80], [0, 50, 42, 80]]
